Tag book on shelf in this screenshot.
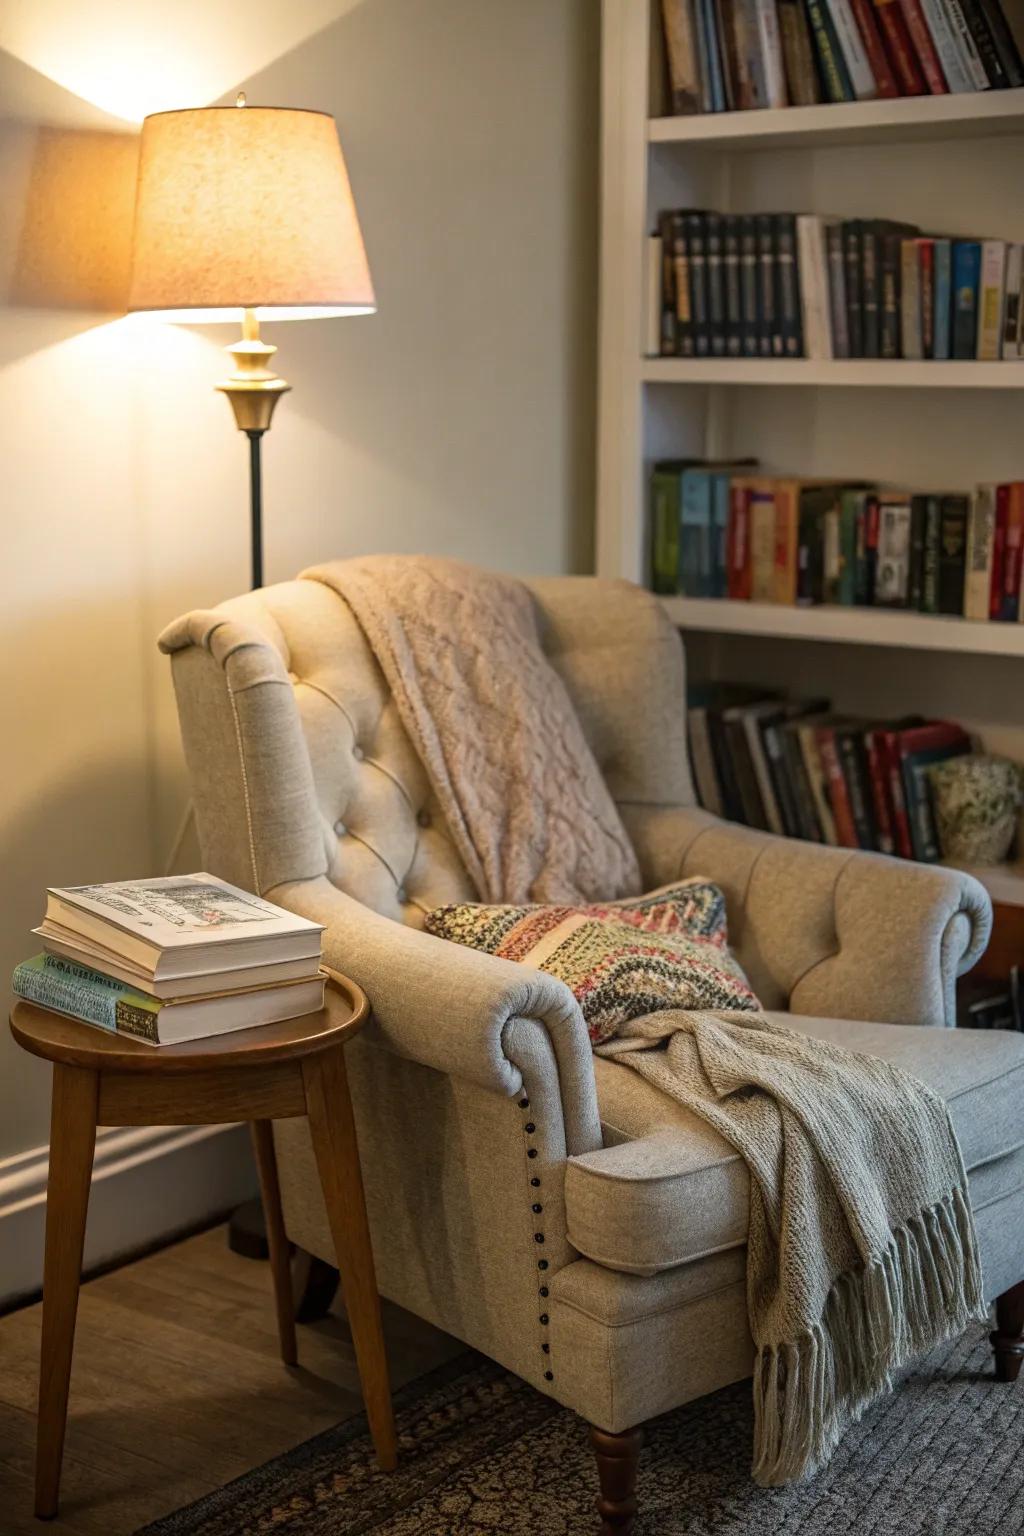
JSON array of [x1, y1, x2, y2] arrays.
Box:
[[15, 874, 326, 1046], [686, 687, 978, 862], [649, 459, 1024, 622], [655, 0, 1024, 114], [647, 206, 1024, 363]]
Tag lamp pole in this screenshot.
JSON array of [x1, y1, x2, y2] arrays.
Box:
[[216, 307, 290, 590]]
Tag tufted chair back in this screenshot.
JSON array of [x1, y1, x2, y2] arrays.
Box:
[[159, 567, 695, 918]]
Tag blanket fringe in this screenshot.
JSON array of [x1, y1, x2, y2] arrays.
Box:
[[751, 1185, 985, 1487]]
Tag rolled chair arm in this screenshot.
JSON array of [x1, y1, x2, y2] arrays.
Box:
[[620, 804, 992, 1028], [267, 875, 602, 1153]]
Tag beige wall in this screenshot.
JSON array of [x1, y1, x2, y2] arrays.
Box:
[[0, 0, 599, 1279]]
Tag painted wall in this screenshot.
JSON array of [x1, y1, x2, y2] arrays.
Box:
[[0, 0, 600, 1299]]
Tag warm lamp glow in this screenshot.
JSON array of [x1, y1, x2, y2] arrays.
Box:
[[127, 105, 375, 321]]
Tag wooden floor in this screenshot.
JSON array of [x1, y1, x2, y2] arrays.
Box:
[[0, 1226, 464, 1535]]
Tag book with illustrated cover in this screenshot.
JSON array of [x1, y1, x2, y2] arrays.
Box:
[[38, 875, 324, 983]]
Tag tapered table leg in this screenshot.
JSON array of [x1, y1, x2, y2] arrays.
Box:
[[250, 1120, 298, 1366], [303, 1049, 397, 1471], [36, 1065, 98, 1519]]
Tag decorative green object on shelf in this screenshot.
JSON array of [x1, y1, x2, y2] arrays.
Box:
[[931, 755, 1024, 866]]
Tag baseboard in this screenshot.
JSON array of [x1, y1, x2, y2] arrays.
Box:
[[0, 1122, 258, 1308]]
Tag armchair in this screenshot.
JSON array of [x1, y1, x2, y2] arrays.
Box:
[[160, 570, 1024, 1536]]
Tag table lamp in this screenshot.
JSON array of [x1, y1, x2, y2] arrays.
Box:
[[127, 97, 375, 588]]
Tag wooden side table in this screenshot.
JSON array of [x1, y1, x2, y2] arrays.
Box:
[[10, 967, 397, 1521]]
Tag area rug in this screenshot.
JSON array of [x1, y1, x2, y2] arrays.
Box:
[[137, 1323, 1021, 1536]]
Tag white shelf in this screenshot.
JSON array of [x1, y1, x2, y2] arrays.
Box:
[[641, 358, 1024, 389], [660, 596, 1024, 657], [647, 90, 1024, 152]]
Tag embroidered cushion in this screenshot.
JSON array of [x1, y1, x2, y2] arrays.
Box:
[[423, 879, 760, 1045]]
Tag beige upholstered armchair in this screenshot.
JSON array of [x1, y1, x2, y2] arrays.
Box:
[[160, 569, 1024, 1536]]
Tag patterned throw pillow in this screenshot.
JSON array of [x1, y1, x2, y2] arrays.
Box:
[[424, 879, 760, 1045]]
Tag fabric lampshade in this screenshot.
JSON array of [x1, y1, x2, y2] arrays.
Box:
[[127, 105, 375, 322]]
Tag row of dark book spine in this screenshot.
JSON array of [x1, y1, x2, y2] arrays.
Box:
[[650, 461, 1024, 621], [688, 684, 973, 861], [659, 0, 1024, 113], [648, 209, 1024, 360]]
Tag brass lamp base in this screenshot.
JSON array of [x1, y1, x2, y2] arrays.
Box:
[[216, 309, 290, 588], [216, 307, 291, 432]]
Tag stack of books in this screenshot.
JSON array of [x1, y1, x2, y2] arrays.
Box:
[[12, 874, 325, 1046], [688, 686, 973, 860], [650, 460, 1024, 621], [659, 0, 1024, 114], [649, 209, 1024, 361]]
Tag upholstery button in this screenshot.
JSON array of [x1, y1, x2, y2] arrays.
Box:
[[539, 1286, 549, 1298], [518, 1098, 530, 1110], [544, 1371, 554, 1382], [524, 1122, 536, 1135], [396, 886, 408, 903], [334, 820, 346, 836], [352, 745, 364, 761], [538, 1259, 548, 1270], [532, 1203, 542, 1214], [527, 1148, 538, 1159], [542, 1342, 550, 1353], [530, 1177, 540, 1188], [534, 1233, 545, 1244], [417, 809, 431, 828], [539, 1314, 549, 1325]]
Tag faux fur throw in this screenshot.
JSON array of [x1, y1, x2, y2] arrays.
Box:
[[307, 555, 641, 905], [597, 1009, 985, 1486]]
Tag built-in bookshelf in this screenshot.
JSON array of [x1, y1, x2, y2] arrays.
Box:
[[597, 0, 1024, 906]]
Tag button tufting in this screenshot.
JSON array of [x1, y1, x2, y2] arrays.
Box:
[[334, 820, 346, 836], [538, 1259, 548, 1271], [396, 886, 408, 903], [417, 809, 431, 828], [524, 1122, 536, 1135], [539, 1286, 549, 1297], [544, 1371, 554, 1382], [352, 745, 365, 761], [531, 1203, 542, 1214], [539, 1314, 549, 1325], [527, 1148, 538, 1159], [542, 1343, 550, 1353], [518, 1098, 530, 1110], [534, 1233, 545, 1244], [530, 1177, 540, 1187]]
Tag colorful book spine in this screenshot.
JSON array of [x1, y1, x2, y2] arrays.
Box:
[[871, 0, 929, 91], [12, 954, 160, 1042], [897, 0, 950, 88], [728, 480, 753, 599], [651, 469, 682, 595], [918, 0, 974, 87], [976, 241, 1007, 362], [965, 485, 996, 621], [825, 0, 881, 94], [680, 469, 715, 596], [1001, 483, 1024, 622], [777, 0, 822, 102], [990, 482, 1009, 619], [660, 0, 703, 112], [932, 238, 952, 360], [807, 0, 857, 97], [951, 241, 982, 359], [848, 0, 901, 92], [900, 239, 923, 359]]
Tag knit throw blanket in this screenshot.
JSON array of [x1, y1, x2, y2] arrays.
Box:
[[309, 554, 983, 1485], [306, 555, 641, 905], [598, 1010, 985, 1485]]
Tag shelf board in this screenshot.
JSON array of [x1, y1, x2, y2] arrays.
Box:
[[647, 90, 1024, 151], [641, 358, 1024, 388], [944, 860, 1024, 908], [660, 596, 1024, 657]]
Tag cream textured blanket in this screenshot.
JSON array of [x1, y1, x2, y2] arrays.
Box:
[[308, 555, 640, 905], [598, 1009, 985, 1485]]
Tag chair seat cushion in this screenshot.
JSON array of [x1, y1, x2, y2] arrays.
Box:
[[566, 1011, 1024, 1277]]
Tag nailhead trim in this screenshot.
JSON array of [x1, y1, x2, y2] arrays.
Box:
[[520, 1092, 553, 1386]]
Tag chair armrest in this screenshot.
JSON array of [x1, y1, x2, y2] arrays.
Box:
[[267, 875, 602, 1154], [620, 804, 992, 1028]]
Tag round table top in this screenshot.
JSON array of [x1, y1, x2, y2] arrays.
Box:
[[9, 967, 369, 1075]]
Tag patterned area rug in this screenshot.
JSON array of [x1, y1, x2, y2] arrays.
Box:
[[137, 1323, 1021, 1535]]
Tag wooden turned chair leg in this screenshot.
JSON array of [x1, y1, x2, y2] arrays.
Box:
[[992, 1279, 1024, 1382], [589, 1424, 643, 1536]]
